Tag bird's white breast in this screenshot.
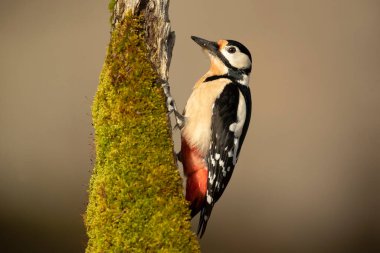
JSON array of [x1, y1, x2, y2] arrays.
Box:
[[182, 79, 231, 155]]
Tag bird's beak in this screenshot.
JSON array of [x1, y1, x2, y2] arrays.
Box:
[[191, 36, 219, 55]]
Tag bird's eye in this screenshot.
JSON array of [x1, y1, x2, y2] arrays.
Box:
[[227, 47, 236, 54]]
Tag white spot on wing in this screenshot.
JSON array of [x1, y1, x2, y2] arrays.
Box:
[[228, 149, 233, 158], [219, 160, 225, 168], [215, 153, 220, 160], [229, 123, 237, 132], [233, 137, 239, 165], [211, 157, 216, 167], [207, 195, 213, 204], [222, 167, 227, 177], [209, 173, 216, 184]]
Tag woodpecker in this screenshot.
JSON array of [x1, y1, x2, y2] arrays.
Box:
[[180, 36, 252, 237]]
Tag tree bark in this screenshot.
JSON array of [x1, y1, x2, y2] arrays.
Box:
[[111, 0, 175, 81], [84, 0, 200, 251]]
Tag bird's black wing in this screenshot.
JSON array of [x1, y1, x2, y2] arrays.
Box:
[[197, 83, 251, 237]]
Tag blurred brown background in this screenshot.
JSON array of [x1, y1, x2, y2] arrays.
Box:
[[0, 0, 379, 252]]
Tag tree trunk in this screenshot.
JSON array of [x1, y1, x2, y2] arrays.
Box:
[[84, 0, 200, 251]]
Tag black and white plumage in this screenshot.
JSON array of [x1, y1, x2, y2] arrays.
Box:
[[198, 80, 251, 237], [180, 36, 252, 237]]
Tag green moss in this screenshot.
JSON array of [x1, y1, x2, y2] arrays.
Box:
[[85, 13, 200, 252], [108, 0, 116, 13]]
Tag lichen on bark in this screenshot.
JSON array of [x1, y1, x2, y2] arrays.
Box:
[[84, 12, 199, 252]]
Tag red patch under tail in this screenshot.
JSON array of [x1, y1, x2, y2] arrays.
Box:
[[181, 138, 208, 217]]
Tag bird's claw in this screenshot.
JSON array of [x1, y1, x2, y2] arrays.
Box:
[[170, 108, 184, 130], [173, 110, 185, 128], [161, 80, 184, 130]]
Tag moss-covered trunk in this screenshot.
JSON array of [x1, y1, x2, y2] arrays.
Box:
[[84, 1, 200, 252]]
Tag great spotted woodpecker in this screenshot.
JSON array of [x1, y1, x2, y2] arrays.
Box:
[[180, 36, 252, 237]]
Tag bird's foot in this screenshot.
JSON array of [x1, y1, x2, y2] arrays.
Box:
[[172, 109, 185, 130], [160, 80, 185, 130]]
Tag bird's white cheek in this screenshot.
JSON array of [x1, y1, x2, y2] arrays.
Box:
[[224, 52, 251, 70]]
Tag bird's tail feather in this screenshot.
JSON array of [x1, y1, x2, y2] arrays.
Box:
[[197, 202, 213, 238]]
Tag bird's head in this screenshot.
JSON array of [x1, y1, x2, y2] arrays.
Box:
[[191, 36, 252, 85]]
